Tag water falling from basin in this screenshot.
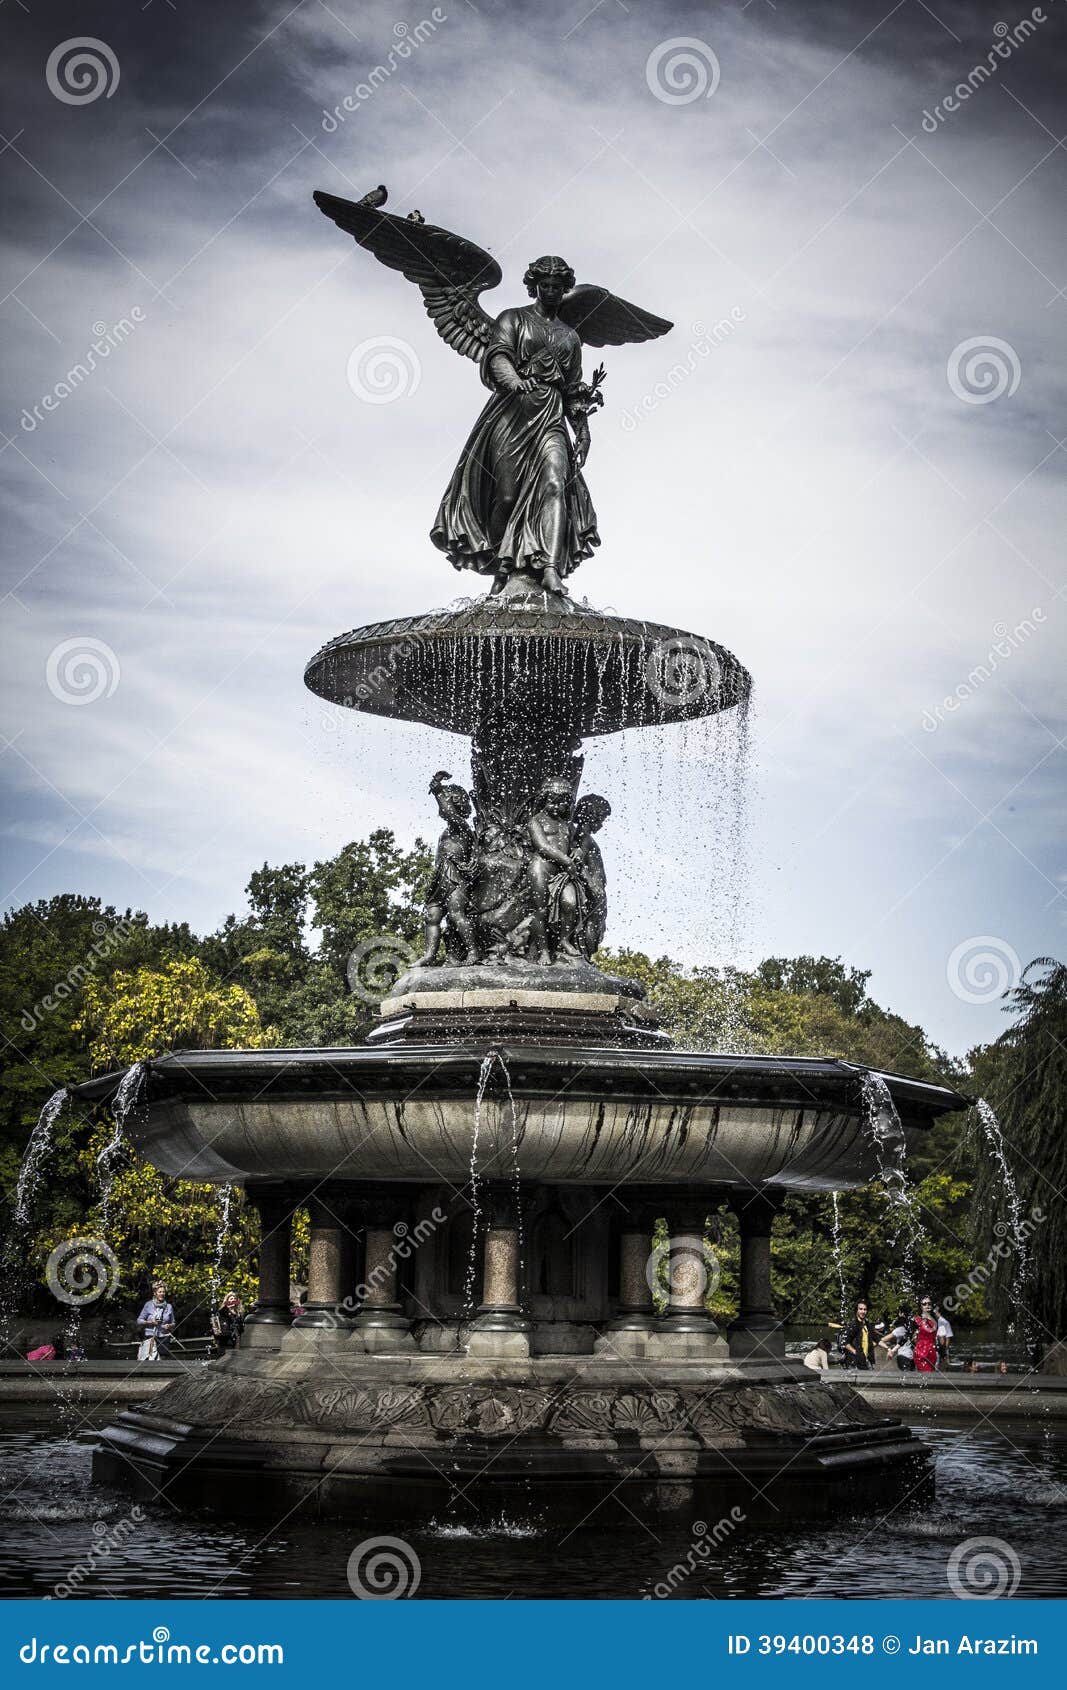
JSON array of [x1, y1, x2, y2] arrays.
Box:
[[858, 1070, 926, 1295], [14, 1087, 69, 1229], [974, 1097, 1031, 1336], [95, 1062, 146, 1229]]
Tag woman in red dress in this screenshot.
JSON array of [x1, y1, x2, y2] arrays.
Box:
[[912, 1295, 939, 1371]]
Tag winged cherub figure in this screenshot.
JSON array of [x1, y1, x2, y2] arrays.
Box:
[[314, 190, 672, 597]]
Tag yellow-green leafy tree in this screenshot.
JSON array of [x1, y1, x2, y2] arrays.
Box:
[[35, 959, 290, 1335]]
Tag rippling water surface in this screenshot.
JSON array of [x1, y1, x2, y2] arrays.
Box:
[[1, 1420, 1064, 1599]]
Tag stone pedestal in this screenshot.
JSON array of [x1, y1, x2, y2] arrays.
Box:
[[728, 1190, 785, 1360], [352, 1199, 415, 1353], [243, 1185, 294, 1351], [468, 1185, 531, 1358]]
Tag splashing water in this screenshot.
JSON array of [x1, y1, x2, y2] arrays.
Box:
[[96, 1062, 146, 1228], [974, 1098, 1031, 1335], [210, 1185, 235, 1305], [461, 1052, 495, 1326], [14, 1088, 69, 1229], [830, 1190, 848, 1322], [858, 1070, 925, 1295]]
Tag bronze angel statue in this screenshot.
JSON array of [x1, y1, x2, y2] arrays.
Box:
[[314, 188, 672, 596]]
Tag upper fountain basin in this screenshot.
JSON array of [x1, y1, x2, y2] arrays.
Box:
[[73, 1047, 967, 1191], [303, 597, 751, 737]]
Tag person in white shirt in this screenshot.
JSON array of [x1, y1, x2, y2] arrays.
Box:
[[878, 1307, 915, 1372], [935, 1309, 953, 1368], [803, 1334, 832, 1371]]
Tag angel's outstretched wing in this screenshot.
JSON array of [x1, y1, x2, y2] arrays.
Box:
[[559, 284, 672, 347], [314, 190, 502, 363]]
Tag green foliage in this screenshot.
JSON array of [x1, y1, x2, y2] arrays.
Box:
[[968, 960, 1067, 1354], [2, 852, 1060, 1342]]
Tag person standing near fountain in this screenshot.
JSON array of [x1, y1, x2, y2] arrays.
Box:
[[840, 1299, 878, 1370], [211, 1291, 245, 1357], [136, 1281, 175, 1360]]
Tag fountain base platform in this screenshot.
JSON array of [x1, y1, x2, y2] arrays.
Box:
[[91, 1351, 929, 1525], [374, 959, 664, 1047]]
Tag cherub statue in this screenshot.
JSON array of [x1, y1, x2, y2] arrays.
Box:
[[572, 793, 611, 957], [470, 821, 534, 961], [314, 190, 672, 597], [417, 771, 480, 967], [526, 776, 584, 963]]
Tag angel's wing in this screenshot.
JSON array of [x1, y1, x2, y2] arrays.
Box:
[[559, 284, 672, 347], [314, 190, 501, 363]]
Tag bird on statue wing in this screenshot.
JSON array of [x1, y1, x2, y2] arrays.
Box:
[[357, 185, 388, 208]]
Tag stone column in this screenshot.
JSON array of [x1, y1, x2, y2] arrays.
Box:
[[595, 1207, 657, 1356], [728, 1189, 785, 1360], [352, 1194, 415, 1352], [289, 1192, 350, 1345], [468, 1183, 531, 1358], [648, 1199, 727, 1360], [243, 1184, 294, 1350]]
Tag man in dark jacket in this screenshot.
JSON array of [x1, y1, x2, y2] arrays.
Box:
[[840, 1299, 878, 1370]]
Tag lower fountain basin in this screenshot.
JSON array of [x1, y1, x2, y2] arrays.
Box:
[[75, 1047, 966, 1190]]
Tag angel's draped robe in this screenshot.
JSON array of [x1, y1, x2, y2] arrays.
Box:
[[431, 305, 600, 580]]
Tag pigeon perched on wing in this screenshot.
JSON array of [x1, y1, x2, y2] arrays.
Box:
[[357, 185, 388, 208]]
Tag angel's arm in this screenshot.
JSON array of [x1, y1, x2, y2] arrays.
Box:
[[484, 311, 525, 394]]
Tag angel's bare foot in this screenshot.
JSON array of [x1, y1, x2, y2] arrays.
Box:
[[542, 568, 565, 595], [490, 570, 509, 596]]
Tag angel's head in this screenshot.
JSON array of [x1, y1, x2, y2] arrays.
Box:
[[524, 255, 575, 309]]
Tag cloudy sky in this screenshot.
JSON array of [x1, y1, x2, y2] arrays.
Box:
[[2, 0, 1064, 1057]]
